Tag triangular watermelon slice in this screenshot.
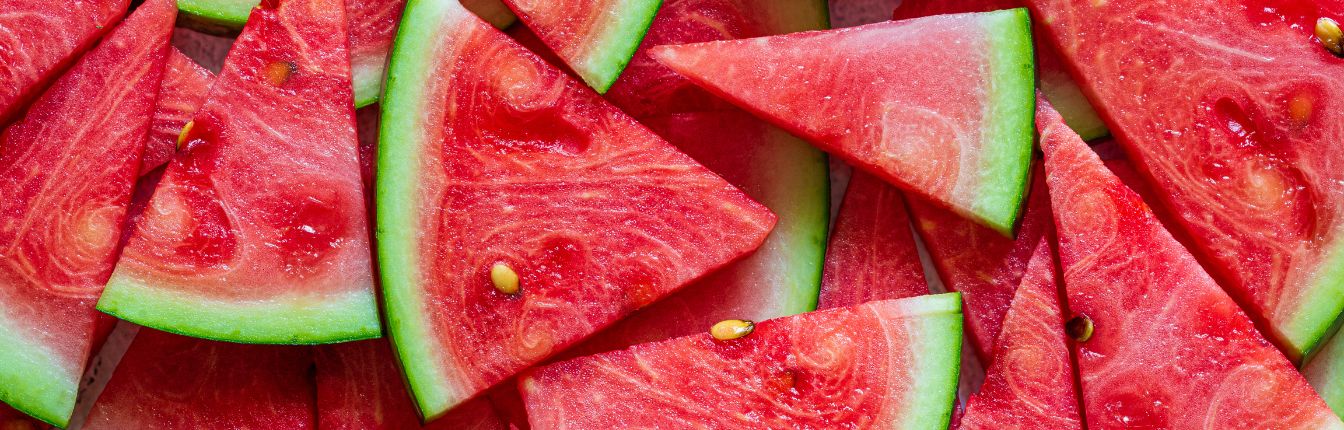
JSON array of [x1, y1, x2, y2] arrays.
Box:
[[503, 0, 660, 93], [818, 172, 928, 309], [376, 0, 775, 420], [0, 0, 174, 424], [141, 49, 214, 176], [521, 293, 963, 428], [1039, 98, 1344, 428], [0, 0, 128, 126], [649, 9, 1036, 235], [99, 0, 381, 344], [959, 238, 1082, 429], [82, 329, 316, 429]]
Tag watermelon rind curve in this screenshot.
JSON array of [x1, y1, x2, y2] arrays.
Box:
[[0, 316, 75, 427], [573, 0, 664, 93], [1288, 246, 1344, 361], [894, 293, 964, 430], [176, 0, 257, 32], [973, 8, 1036, 237]]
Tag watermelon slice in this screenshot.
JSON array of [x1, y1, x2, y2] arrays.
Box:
[[521, 293, 964, 428], [650, 9, 1037, 235], [347, 0, 405, 107], [818, 172, 928, 309], [141, 49, 214, 176], [1308, 330, 1344, 418], [376, 0, 775, 419], [1026, 0, 1344, 361], [82, 329, 316, 429], [0, 0, 128, 126], [99, 0, 380, 344], [958, 238, 1082, 429], [178, 0, 515, 33], [502, 0, 659, 93], [0, 0, 173, 424], [316, 339, 507, 430], [1038, 97, 1344, 428]]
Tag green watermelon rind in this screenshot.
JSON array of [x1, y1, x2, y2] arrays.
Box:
[[176, 0, 258, 31], [970, 8, 1036, 237], [1286, 245, 1344, 360], [1038, 68, 1109, 142], [96, 277, 382, 344], [569, 0, 663, 93], [889, 293, 964, 430], [0, 314, 77, 428], [758, 127, 831, 316], [353, 63, 384, 108]]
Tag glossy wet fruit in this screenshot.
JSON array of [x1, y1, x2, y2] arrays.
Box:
[[141, 49, 213, 176], [818, 172, 928, 309], [0, 0, 128, 125], [503, 0, 660, 92]]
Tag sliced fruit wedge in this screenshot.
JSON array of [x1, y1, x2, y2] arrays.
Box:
[[650, 9, 1036, 235], [347, 0, 405, 106], [0, 0, 128, 125], [0, 0, 174, 424], [377, 0, 775, 420], [503, 0, 660, 92], [1039, 97, 1344, 429], [100, 0, 380, 344], [818, 172, 928, 309], [521, 293, 964, 429], [142, 49, 214, 176]]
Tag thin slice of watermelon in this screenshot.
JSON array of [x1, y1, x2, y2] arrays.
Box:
[[0, 0, 173, 425], [141, 48, 214, 176], [377, 0, 775, 419], [0, 0, 128, 126], [1027, 0, 1344, 361], [99, 0, 380, 344], [503, 0, 659, 93], [959, 238, 1082, 429], [522, 293, 963, 429], [818, 172, 928, 309], [347, 0, 405, 107], [178, 0, 515, 33], [651, 9, 1036, 235], [1039, 97, 1344, 428], [82, 329, 316, 429]]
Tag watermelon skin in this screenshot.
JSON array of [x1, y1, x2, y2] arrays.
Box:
[[347, 0, 405, 107], [377, 0, 775, 419], [1026, 0, 1344, 361], [650, 10, 1037, 236], [0, 0, 128, 126], [818, 172, 928, 309], [82, 329, 316, 429], [1307, 330, 1344, 419], [521, 294, 964, 429], [100, 0, 381, 344], [503, 0, 660, 93], [141, 49, 214, 176], [0, 0, 173, 424], [1038, 98, 1344, 429]]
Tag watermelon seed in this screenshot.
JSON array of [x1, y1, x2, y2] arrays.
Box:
[[177, 121, 195, 150], [490, 263, 520, 295], [1317, 18, 1343, 57], [710, 319, 754, 341], [1067, 314, 1094, 342], [265, 61, 299, 86]]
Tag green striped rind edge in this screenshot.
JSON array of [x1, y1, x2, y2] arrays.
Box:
[[176, 0, 258, 30], [1284, 241, 1344, 360], [758, 126, 830, 316], [0, 307, 78, 428], [969, 8, 1036, 237], [1306, 332, 1344, 420], [96, 274, 381, 344], [878, 293, 963, 430], [571, 0, 662, 93]]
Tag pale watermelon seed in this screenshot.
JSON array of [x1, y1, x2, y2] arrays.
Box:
[[710, 319, 755, 341], [491, 263, 521, 295]]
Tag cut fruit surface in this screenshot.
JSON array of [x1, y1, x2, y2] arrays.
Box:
[[142, 48, 214, 176], [1038, 98, 1344, 429], [503, 0, 660, 93], [650, 9, 1036, 235], [522, 294, 964, 429], [0, 0, 174, 425], [0, 0, 128, 125], [376, 0, 775, 419], [347, 0, 407, 107], [100, 0, 380, 344], [818, 172, 927, 309], [1026, 0, 1344, 360], [83, 329, 316, 429]]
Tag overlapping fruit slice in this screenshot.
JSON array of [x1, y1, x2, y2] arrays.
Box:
[[502, 0, 660, 92], [347, 0, 405, 106], [376, 0, 775, 420], [0, 0, 173, 424], [100, 0, 380, 344], [0, 0, 128, 125], [650, 9, 1036, 235], [818, 172, 928, 309], [1039, 98, 1344, 429], [141, 49, 214, 176]]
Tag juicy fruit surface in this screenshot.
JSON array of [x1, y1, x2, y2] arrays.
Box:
[[818, 172, 927, 309], [0, 0, 173, 424], [376, 0, 775, 418], [176, 0, 256, 28], [959, 239, 1082, 429], [142, 49, 214, 176], [504, 0, 659, 92], [1027, 0, 1344, 359], [101, 0, 379, 343], [0, 0, 128, 125], [83, 329, 316, 429], [522, 295, 964, 429], [650, 10, 1036, 235], [347, 0, 406, 106], [1038, 99, 1344, 429]]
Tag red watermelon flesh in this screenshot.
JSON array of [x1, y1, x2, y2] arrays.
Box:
[[521, 294, 964, 429], [99, 0, 380, 344], [0, 0, 129, 125], [347, 0, 405, 106], [0, 0, 173, 424], [1026, 0, 1344, 360], [141, 48, 214, 176], [501, 0, 660, 93], [818, 171, 928, 309], [959, 238, 1082, 429], [1038, 97, 1344, 429], [82, 329, 316, 429], [316, 339, 507, 430], [0, 405, 43, 430], [486, 382, 531, 430]]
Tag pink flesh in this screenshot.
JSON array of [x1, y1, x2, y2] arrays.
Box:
[[141, 49, 213, 176], [501, 0, 626, 74], [0, 0, 129, 125], [818, 172, 928, 309], [1039, 97, 1343, 429]]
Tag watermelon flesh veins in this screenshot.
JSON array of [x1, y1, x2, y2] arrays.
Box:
[[1026, 0, 1344, 360], [100, 0, 381, 344], [0, 0, 129, 126], [503, 0, 660, 93], [818, 172, 928, 309], [0, 0, 173, 424], [141, 48, 214, 176], [376, 0, 776, 419], [522, 294, 963, 429], [82, 329, 316, 429], [1038, 97, 1344, 429], [650, 9, 1037, 235]]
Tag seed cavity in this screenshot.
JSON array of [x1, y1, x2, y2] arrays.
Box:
[[710, 319, 755, 341], [177, 120, 195, 150], [490, 263, 520, 295], [265, 60, 299, 86], [1317, 17, 1343, 57], [1067, 314, 1095, 342]]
